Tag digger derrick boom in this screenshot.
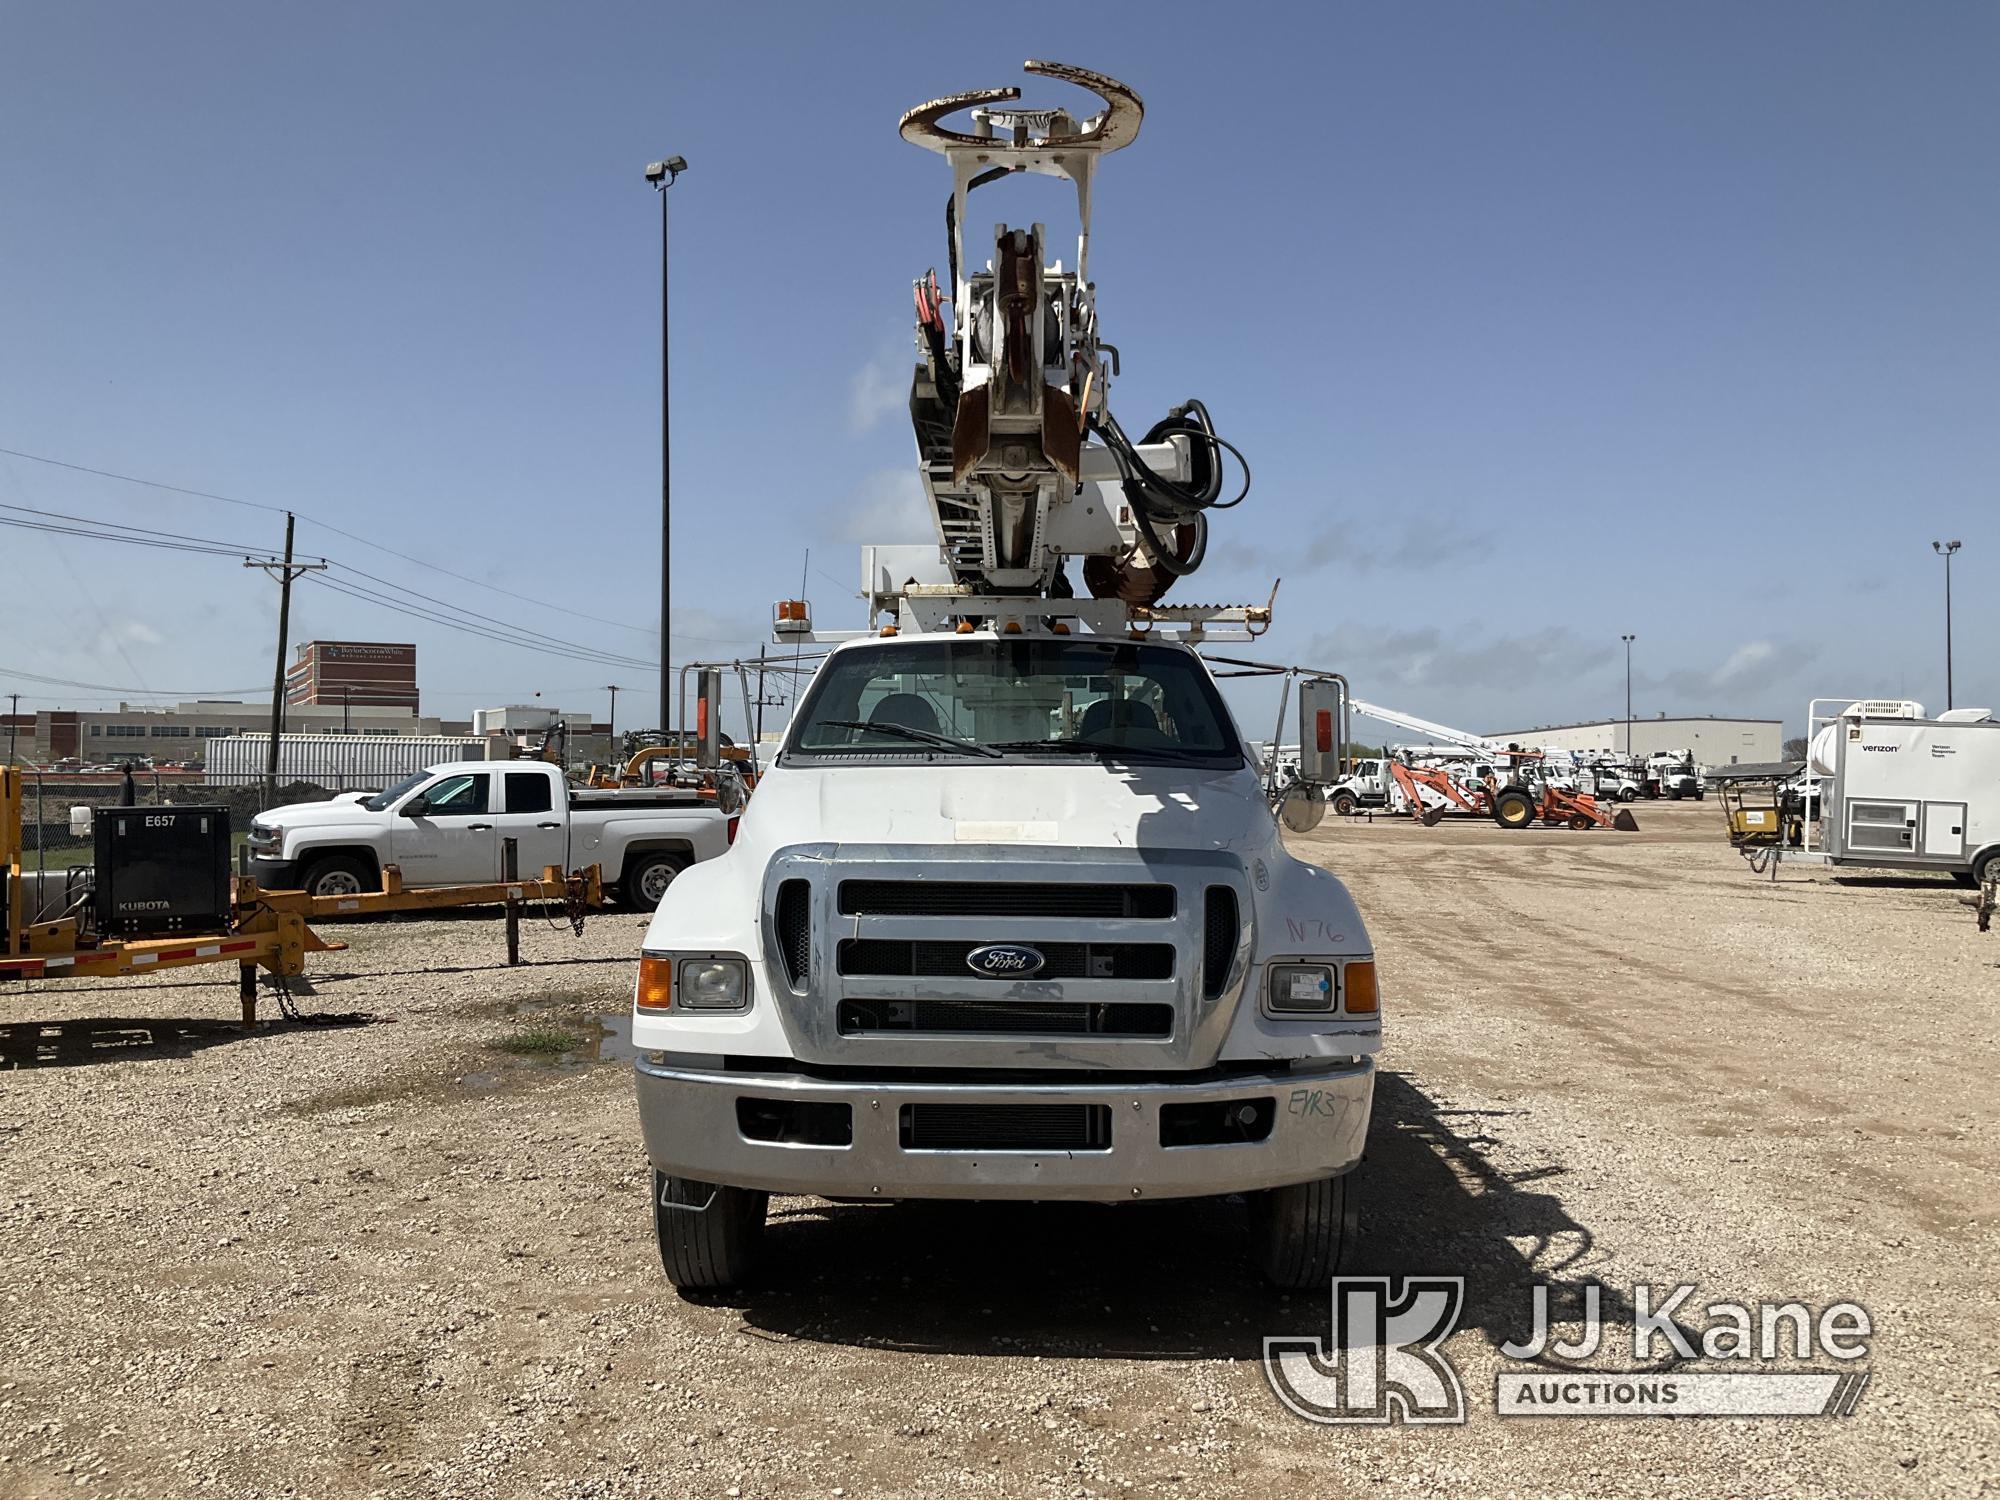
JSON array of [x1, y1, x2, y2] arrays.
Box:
[[892, 61, 1253, 628]]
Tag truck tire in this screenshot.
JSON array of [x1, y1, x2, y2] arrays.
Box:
[[1971, 848, 2000, 886], [622, 851, 690, 912], [299, 853, 375, 899], [1331, 790, 1358, 817], [1620, 787, 1638, 803], [1492, 789, 1537, 830], [1250, 1173, 1356, 1289], [653, 1171, 767, 1291]]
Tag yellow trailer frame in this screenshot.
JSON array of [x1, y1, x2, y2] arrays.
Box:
[[231, 861, 603, 920], [2, 767, 342, 1025]]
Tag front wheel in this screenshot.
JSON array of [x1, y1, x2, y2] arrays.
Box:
[[1250, 1173, 1357, 1289], [1331, 790, 1358, 817], [622, 851, 690, 911], [299, 853, 375, 899], [1619, 788, 1638, 803], [1492, 788, 1537, 829], [653, 1172, 767, 1291]]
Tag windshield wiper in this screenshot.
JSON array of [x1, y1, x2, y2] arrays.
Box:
[[817, 720, 1000, 758], [987, 739, 1194, 763]]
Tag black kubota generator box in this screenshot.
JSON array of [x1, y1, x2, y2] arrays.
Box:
[[93, 805, 232, 939]]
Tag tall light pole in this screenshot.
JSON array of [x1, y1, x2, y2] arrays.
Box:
[[6, 690, 17, 766], [1932, 540, 1960, 710], [605, 684, 620, 751], [1621, 634, 1636, 757], [645, 154, 687, 732]]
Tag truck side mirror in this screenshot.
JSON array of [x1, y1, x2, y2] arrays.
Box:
[[696, 669, 723, 770], [402, 795, 430, 818], [1297, 679, 1343, 784]]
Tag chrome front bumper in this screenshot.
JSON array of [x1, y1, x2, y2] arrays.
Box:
[[633, 1056, 1373, 1203]]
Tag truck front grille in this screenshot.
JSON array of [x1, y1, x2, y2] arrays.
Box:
[[900, 1102, 1113, 1152], [837, 938, 1173, 981], [1202, 887, 1238, 1001], [838, 998, 1173, 1038], [773, 878, 812, 990], [837, 880, 1174, 919]]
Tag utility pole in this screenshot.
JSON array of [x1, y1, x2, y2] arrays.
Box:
[[605, 684, 620, 754], [644, 154, 688, 732], [342, 686, 351, 734], [6, 691, 17, 766], [245, 512, 326, 801], [1621, 634, 1636, 757], [1932, 540, 1961, 710]]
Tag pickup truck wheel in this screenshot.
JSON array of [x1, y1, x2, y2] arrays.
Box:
[[1619, 788, 1638, 803], [299, 853, 374, 899], [653, 1171, 766, 1291], [1330, 790, 1358, 817], [623, 852, 690, 912], [1251, 1173, 1356, 1289]]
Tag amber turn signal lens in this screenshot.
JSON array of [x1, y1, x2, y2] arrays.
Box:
[[636, 955, 675, 1010], [1343, 960, 1379, 1014]]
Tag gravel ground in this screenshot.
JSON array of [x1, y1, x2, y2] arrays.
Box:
[[1, 799, 1994, 1498]]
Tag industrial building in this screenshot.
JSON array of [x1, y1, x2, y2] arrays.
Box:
[[12, 701, 443, 764], [1485, 714, 1784, 765], [283, 640, 419, 711]]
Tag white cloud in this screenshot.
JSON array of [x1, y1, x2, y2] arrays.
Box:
[[849, 356, 907, 432], [838, 468, 932, 543], [1712, 640, 1773, 684]]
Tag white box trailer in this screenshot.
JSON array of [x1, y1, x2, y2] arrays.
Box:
[[204, 733, 485, 790], [1800, 699, 2000, 884]]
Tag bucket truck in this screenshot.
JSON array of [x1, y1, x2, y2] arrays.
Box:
[[630, 63, 1379, 1293]]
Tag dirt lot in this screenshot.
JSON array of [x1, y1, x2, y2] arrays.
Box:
[[2, 800, 1994, 1498]]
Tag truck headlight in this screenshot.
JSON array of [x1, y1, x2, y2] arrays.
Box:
[[1268, 963, 1335, 1012], [679, 958, 749, 1010], [636, 953, 753, 1013], [248, 822, 281, 848]]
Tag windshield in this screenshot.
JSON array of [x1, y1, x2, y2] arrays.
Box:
[[784, 638, 1242, 766], [362, 770, 433, 812]]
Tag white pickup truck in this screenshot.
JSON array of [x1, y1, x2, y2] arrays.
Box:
[[245, 759, 732, 909]]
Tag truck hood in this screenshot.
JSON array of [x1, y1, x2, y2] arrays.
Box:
[[255, 797, 382, 831], [737, 760, 1277, 857]]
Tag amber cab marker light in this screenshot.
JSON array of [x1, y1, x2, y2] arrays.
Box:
[[636, 955, 675, 1010], [1343, 960, 1379, 1014]]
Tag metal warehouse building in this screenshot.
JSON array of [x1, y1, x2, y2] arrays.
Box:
[[1485, 715, 1783, 766]]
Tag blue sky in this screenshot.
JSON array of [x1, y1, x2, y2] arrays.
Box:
[[2, 2, 1992, 739]]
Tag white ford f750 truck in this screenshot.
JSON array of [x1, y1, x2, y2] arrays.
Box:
[[629, 62, 1380, 1291]]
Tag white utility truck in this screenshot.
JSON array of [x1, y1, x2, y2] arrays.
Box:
[[246, 759, 732, 909], [631, 63, 1379, 1291], [1327, 759, 1390, 815], [1796, 699, 1999, 885]]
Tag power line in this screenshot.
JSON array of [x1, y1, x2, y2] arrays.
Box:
[[0, 665, 265, 696], [304, 574, 660, 670], [0, 497, 658, 668], [0, 443, 654, 637], [308, 573, 655, 669], [0, 499, 292, 557]]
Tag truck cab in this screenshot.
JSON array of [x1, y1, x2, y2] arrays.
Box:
[[1327, 758, 1389, 815], [632, 630, 1379, 1290]]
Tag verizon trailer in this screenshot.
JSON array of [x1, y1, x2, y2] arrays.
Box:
[[1800, 699, 2000, 885]]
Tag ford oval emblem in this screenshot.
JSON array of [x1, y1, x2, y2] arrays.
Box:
[[966, 943, 1045, 978]]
